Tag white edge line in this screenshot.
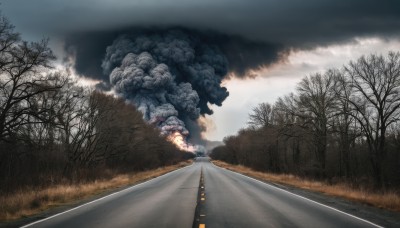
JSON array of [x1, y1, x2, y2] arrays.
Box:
[[20, 163, 194, 228], [211, 162, 384, 228]]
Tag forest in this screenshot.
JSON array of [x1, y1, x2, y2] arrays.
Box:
[[0, 15, 192, 195], [211, 51, 400, 190]]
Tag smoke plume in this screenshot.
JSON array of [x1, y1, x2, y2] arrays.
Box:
[[102, 29, 269, 150]]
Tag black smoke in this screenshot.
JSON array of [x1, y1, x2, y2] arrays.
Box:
[[102, 30, 231, 116], [92, 28, 281, 144]]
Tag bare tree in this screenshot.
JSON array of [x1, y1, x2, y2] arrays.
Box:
[[79, 92, 144, 166], [274, 95, 305, 172], [276, 72, 337, 177], [248, 102, 273, 128], [344, 52, 400, 187], [332, 71, 361, 178], [56, 85, 94, 168], [296, 72, 337, 176], [0, 15, 58, 142]]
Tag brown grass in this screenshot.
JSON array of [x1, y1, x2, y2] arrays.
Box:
[[0, 160, 192, 221], [213, 160, 400, 212]]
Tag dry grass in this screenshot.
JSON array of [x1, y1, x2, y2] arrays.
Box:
[[0, 160, 192, 221], [213, 160, 400, 212]]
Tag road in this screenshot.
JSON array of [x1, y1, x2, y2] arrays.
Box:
[[201, 158, 380, 228], [22, 157, 382, 228], [22, 163, 200, 228]]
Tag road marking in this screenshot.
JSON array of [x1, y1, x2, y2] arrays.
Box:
[[212, 163, 383, 228], [199, 224, 205, 228], [201, 197, 205, 201], [21, 163, 195, 228]]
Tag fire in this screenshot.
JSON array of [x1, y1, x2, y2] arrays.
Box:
[[167, 132, 196, 152]]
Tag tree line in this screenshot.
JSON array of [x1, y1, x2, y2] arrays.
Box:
[[0, 15, 192, 193], [211, 52, 400, 189]]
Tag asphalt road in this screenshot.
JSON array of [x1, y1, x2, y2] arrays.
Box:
[[22, 163, 200, 228], [201, 158, 380, 228], [22, 157, 383, 228]]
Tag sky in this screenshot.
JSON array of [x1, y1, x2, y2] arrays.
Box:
[[2, 0, 400, 142]]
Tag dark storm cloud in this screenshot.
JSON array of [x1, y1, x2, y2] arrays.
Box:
[[3, 0, 399, 77], [3, 0, 400, 45]]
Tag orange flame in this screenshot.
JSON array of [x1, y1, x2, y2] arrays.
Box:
[[167, 132, 196, 152]]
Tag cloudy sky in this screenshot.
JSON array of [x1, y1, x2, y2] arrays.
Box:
[[3, 0, 400, 142]]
